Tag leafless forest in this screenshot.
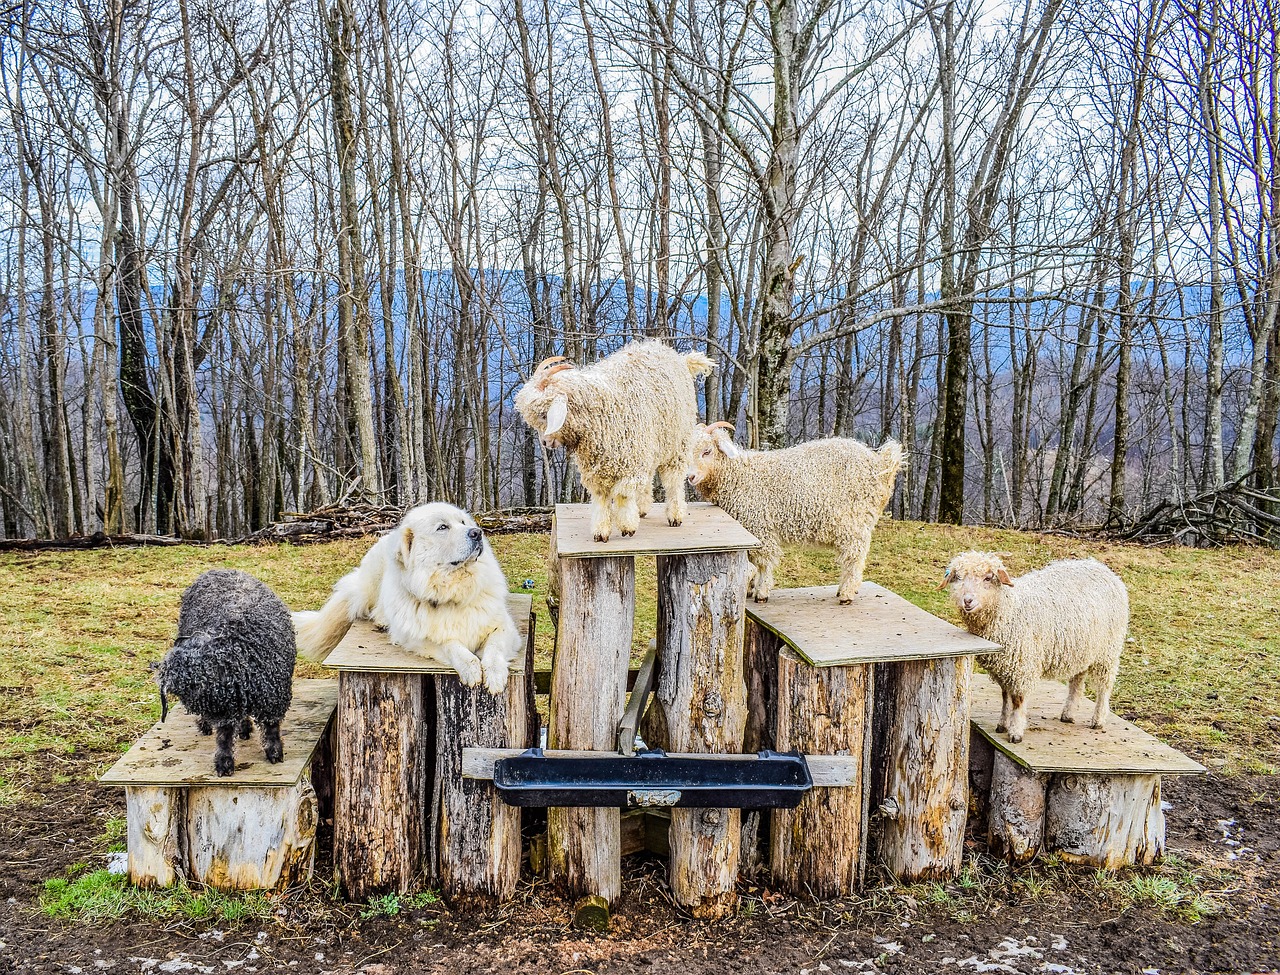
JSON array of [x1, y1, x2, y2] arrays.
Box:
[[0, 0, 1276, 541]]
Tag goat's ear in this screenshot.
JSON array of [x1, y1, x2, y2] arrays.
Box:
[[936, 568, 952, 591], [398, 526, 414, 567], [544, 394, 568, 436], [997, 567, 1014, 586]]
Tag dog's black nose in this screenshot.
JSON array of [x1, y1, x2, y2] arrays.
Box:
[[468, 528, 482, 542]]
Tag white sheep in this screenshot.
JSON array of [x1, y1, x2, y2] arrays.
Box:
[[942, 552, 1129, 743], [687, 424, 904, 603], [514, 340, 714, 542]]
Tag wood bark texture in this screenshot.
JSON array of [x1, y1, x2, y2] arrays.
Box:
[[185, 778, 318, 890], [546, 555, 635, 905], [870, 655, 973, 881], [1044, 772, 1165, 868], [432, 665, 532, 904], [987, 751, 1047, 864], [334, 671, 428, 899], [770, 649, 869, 898], [653, 551, 749, 919], [968, 729, 995, 824], [126, 786, 185, 888]]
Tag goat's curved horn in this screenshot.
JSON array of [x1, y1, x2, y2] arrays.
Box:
[[705, 421, 737, 433], [543, 363, 574, 380], [534, 355, 568, 373]]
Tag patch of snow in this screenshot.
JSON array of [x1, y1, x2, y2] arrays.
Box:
[[953, 955, 1018, 973], [1040, 964, 1082, 974], [1050, 936, 1067, 952]]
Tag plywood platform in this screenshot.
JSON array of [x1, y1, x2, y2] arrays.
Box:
[[100, 678, 338, 788], [745, 583, 1000, 666], [970, 674, 1205, 776], [323, 593, 532, 673], [554, 502, 760, 559]]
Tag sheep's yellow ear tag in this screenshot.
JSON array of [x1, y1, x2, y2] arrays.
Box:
[[545, 394, 568, 436]]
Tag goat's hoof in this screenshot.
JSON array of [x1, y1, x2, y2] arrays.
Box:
[[995, 722, 1007, 733], [754, 595, 769, 604], [264, 747, 284, 764], [593, 532, 610, 543], [1090, 721, 1107, 731], [1007, 734, 1023, 744], [373, 623, 389, 633], [838, 597, 853, 605], [621, 529, 636, 537], [214, 755, 235, 777], [1060, 715, 1075, 724]]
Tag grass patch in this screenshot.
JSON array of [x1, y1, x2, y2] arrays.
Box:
[[41, 869, 274, 923], [358, 889, 439, 919], [0, 518, 1277, 801]]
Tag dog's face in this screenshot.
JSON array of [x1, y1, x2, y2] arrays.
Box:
[[395, 502, 489, 602]]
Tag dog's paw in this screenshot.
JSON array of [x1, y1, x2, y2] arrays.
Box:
[[454, 654, 484, 687], [483, 664, 510, 695]]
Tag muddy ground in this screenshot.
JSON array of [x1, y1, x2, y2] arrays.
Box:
[[0, 763, 1276, 975]]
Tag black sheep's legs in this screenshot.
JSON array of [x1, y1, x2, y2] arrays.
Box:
[[196, 717, 213, 736], [214, 722, 237, 776], [238, 716, 253, 740], [261, 720, 284, 763]]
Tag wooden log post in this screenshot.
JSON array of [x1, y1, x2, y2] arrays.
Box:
[[432, 666, 532, 904], [968, 727, 995, 825], [871, 655, 973, 881], [334, 671, 429, 900], [770, 649, 870, 899], [125, 786, 185, 888], [186, 778, 319, 890], [1045, 773, 1165, 868], [987, 752, 1047, 864], [547, 555, 635, 908], [740, 619, 783, 874], [653, 551, 749, 919]]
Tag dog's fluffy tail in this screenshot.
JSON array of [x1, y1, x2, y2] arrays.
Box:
[[292, 599, 355, 664]]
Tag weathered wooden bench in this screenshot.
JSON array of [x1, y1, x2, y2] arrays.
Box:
[[744, 584, 1000, 895], [968, 674, 1205, 867], [100, 678, 338, 891], [322, 592, 536, 903], [546, 502, 759, 920]]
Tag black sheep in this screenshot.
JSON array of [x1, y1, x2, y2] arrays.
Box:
[[153, 569, 297, 776]]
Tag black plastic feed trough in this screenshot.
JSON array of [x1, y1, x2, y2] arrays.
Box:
[[493, 748, 813, 808]]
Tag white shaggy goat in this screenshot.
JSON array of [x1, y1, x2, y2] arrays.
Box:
[[514, 340, 714, 542], [687, 424, 904, 603], [942, 552, 1129, 743]]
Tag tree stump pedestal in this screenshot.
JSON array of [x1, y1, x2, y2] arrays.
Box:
[[545, 502, 759, 920], [323, 594, 536, 902], [100, 679, 338, 891], [744, 584, 999, 892], [969, 675, 1205, 868]]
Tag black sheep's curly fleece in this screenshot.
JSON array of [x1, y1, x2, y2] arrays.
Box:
[[154, 569, 297, 774]]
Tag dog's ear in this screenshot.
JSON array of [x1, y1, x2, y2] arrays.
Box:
[[544, 393, 568, 437], [398, 526, 414, 567]]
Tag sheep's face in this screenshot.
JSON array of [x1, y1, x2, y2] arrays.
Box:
[[396, 502, 489, 599], [941, 552, 1013, 618], [687, 423, 740, 489], [514, 357, 575, 449]]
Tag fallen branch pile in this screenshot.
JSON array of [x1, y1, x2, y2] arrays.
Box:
[[1115, 478, 1280, 547], [0, 503, 555, 552]]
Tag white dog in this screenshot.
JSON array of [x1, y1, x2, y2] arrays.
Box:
[[293, 503, 521, 694]]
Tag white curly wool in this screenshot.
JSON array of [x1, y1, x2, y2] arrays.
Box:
[[514, 339, 714, 542], [943, 552, 1129, 742], [687, 427, 904, 603]]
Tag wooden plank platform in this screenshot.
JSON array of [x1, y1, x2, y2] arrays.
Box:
[[970, 674, 1205, 776], [745, 583, 1000, 666], [323, 593, 531, 673], [554, 502, 760, 559], [100, 678, 338, 788]]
